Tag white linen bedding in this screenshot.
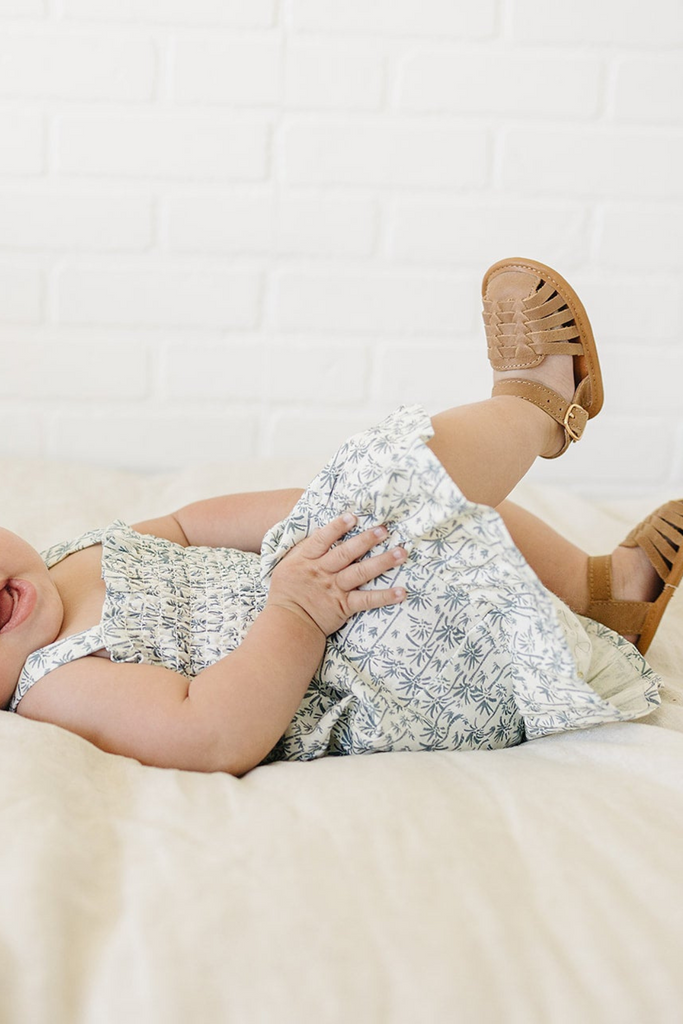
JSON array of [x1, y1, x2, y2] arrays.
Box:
[[1, 457, 682, 1024]]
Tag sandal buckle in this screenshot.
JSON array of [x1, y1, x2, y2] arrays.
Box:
[[563, 403, 587, 442]]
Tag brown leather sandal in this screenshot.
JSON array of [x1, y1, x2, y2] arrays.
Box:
[[586, 500, 683, 654], [483, 257, 604, 459]]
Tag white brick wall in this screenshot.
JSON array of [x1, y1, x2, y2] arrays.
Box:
[[0, 33, 156, 100], [398, 51, 603, 117], [172, 38, 280, 106], [0, 112, 43, 172], [1, 0, 44, 17], [0, 263, 43, 321], [62, 0, 276, 28], [290, 0, 496, 38], [284, 121, 489, 187], [56, 261, 263, 329], [509, 0, 683, 45], [56, 114, 270, 179], [0, 1, 681, 496]]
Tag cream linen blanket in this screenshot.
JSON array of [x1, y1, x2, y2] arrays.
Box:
[[1, 457, 682, 1024]]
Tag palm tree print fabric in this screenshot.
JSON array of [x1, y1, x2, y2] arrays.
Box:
[[259, 406, 660, 761], [9, 406, 660, 761]]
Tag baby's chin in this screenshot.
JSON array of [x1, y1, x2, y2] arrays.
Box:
[[0, 579, 64, 706]]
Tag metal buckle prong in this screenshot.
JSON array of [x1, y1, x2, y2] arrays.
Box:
[[563, 403, 584, 442]]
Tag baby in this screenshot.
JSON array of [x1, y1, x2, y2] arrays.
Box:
[[2, 259, 680, 775]]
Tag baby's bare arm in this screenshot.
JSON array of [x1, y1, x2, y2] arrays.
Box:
[[133, 489, 305, 552], [19, 606, 325, 775], [18, 515, 405, 775]]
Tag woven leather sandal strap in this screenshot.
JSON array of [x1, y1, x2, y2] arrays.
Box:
[[637, 534, 679, 581], [625, 503, 683, 582], [483, 275, 583, 371], [491, 378, 588, 457], [525, 334, 582, 348], [523, 280, 563, 310], [586, 555, 650, 634], [486, 340, 582, 368]]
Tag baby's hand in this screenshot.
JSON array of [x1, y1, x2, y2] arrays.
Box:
[[267, 513, 407, 637]]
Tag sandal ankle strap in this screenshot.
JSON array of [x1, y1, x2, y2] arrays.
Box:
[[491, 378, 589, 458], [586, 554, 650, 636]]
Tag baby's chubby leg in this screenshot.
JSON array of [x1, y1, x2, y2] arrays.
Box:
[[495, 500, 660, 641], [426, 348, 574, 508], [495, 499, 590, 615], [426, 398, 661, 642], [427, 256, 600, 510]]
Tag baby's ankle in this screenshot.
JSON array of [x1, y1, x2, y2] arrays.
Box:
[[493, 354, 575, 458], [611, 545, 661, 604], [609, 545, 661, 641], [492, 353, 575, 405]]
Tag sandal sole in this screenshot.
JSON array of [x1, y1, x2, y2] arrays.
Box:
[[638, 540, 683, 655]]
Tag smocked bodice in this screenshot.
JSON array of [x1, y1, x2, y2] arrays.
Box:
[[10, 521, 267, 711]]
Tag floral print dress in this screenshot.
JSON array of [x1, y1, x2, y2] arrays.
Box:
[[9, 406, 661, 762]]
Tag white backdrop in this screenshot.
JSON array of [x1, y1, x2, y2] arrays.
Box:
[[0, 0, 682, 495]]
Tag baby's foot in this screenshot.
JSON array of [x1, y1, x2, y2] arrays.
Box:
[[493, 353, 575, 457], [609, 544, 661, 643]]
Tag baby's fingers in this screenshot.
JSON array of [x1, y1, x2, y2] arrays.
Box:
[[337, 546, 407, 591], [305, 513, 358, 557], [323, 522, 391, 570], [347, 584, 406, 615]]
